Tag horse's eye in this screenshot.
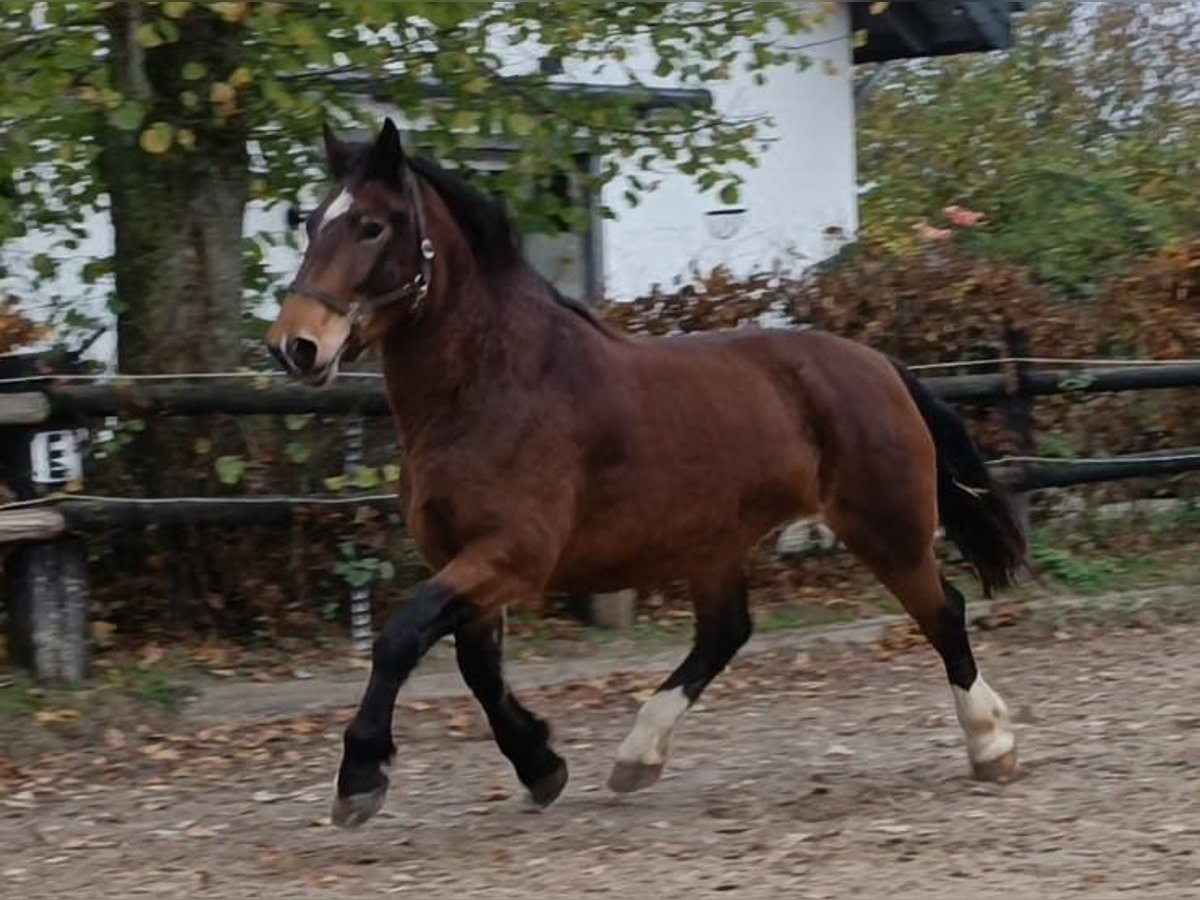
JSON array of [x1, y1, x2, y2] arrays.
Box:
[[360, 220, 385, 241]]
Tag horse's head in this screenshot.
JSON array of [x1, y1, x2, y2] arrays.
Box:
[[265, 118, 436, 384]]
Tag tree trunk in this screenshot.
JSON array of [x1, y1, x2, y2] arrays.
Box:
[[98, 3, 251, 620], [101, 2, 249, 374]]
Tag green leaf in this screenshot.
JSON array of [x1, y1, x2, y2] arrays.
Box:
[[449, 109, 480, 132], [135, 23, 164, 48], [214, 455, 247, 485], [81, 259, 113, 284], [719, 182, 740, 205], [323, 475, 347, 492], [507, 112, 537, 137], [286, 21, 317, 48], [109, 102, 145, 132], [285, 414, 312, 431], [381, 464, 401, 483], [462, 75, 490, 95], [284, 441, 311, 464], [352, 467, 380, 489], [32, 254, 57, 278], [163, 1, 193, 18], [181, 61, 208, 81]]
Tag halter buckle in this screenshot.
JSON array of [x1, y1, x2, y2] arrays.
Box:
[[420, 238, 436, 261]]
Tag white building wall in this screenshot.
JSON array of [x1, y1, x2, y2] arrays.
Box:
[[2, 4, 856, 367], [591, 8, 857, 298]]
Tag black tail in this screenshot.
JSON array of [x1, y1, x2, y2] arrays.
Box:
[[891, 360, 1026, 597]]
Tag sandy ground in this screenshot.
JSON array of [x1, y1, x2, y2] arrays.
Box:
[[2, 610, 1198, 899]]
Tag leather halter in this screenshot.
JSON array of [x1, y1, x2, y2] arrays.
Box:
[[286, 172, 436, 325]]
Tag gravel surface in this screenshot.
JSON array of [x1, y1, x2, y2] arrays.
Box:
[[2, 615, 1197, 899]]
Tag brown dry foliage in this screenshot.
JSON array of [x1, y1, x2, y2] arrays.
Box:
[[62, 240, 1200, 650], [600, 238, 1200, 459], [0, 296, 50, 355]]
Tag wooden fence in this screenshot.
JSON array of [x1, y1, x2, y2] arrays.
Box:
[[2, 358, 1199, 681]]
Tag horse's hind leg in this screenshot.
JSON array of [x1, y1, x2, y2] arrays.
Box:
[[608, 569, 752, 793], [828, 509, 1019, 781], [455, 608, 568, 806]]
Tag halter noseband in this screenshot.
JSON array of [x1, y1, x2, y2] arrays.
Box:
[[286, 173, 436, 325]]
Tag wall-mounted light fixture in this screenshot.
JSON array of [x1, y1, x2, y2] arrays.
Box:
[[704, 207, 747, 241]]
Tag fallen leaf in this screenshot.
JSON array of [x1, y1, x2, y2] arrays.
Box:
[[35, 708, 81, 726], [139, 643, 166, 668], [91, 621, 117, 648]]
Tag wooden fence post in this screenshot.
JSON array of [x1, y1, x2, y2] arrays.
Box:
[[1, 349, 91, 682], [1001, 323, 1036, 537], [590, 590, 636, 630]]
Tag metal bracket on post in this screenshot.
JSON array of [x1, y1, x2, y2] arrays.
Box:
[[1, 349, 91, 682], [343, 417, 373, 657]]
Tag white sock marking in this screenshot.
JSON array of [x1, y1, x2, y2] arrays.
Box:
[[952, 674, 1015, 764], [319, 188, 354, 232], [616, 686, 690, 767]]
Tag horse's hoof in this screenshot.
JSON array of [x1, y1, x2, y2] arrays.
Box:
[[971, 745, 1019, 783], [330, 782, 389, 829], [527, 758, 569, 807], [607, 759, 664, 794]]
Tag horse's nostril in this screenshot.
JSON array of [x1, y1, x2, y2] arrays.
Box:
[[288, 337, 319, 373]]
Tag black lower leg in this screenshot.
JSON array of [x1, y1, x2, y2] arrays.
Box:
[[455, 616, 566, 804], [662, 579, 753, 701], [338, 582, 469, 799], [608, 577, 752, 794], [928, 577, 979, 691]]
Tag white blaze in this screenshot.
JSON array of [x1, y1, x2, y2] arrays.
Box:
[[615, 686, 691, 767], [952, 674, 1015, 764], [320, 188, 354, 232]]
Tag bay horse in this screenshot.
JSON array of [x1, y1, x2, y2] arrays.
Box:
[[265, 119, 1026, 829]]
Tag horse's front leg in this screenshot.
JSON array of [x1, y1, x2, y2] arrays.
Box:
[[455, 609, 568, 806], [331, 549, 517, 828]]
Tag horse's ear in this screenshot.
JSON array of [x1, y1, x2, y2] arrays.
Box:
[[365, 117, 405, 186], [322, 121, 354, 179]]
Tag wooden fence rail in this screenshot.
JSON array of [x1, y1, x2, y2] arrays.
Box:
[[3, 361, 1198, 683], [2, 447, 1198, 542], [2, 363, 1199, 424]]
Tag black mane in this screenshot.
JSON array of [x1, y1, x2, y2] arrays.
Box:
[[403, 154, 523, 274], [353, 147, 613, 334]]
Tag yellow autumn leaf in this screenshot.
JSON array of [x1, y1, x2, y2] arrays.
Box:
[[212, 2, 248, 24], [229, 66, 253, 89], [163, 1, 192, 17], [176, 128, 196, 150], [138, 121, 175, 154], [210, 81, 236, 105]]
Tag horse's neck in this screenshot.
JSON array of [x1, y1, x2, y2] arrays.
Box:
[[380, 263, 545, 445]]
